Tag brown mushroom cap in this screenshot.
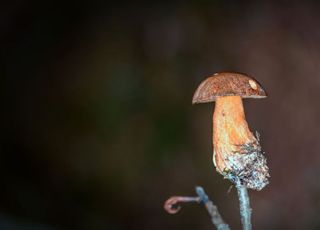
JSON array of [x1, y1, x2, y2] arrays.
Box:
[[192, 72, 267, 104]]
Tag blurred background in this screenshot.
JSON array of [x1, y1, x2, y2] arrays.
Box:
[[2, 1, 320, 229]]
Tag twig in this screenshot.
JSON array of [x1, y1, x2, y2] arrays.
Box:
[[236, 181, 252, 230], [164, 186, 230, 230], [164, 196, 200, 214], [195, 186, 230, 230]]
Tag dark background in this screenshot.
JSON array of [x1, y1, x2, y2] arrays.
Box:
[[2, 1, 320, 229]]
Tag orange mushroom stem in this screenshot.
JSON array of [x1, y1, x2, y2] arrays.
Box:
[[213, 96, 256, 172], [212, 95, 269, 190]]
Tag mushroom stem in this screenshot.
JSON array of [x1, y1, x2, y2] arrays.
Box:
[[212, 95, 269, 190], [213, 96, 255, 173]]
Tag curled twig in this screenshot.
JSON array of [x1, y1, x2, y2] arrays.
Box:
[[164, 186, 230, 230], [164, 196, 200, 214]]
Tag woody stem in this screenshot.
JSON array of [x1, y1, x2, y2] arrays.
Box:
[[236, 180, 252, 230]]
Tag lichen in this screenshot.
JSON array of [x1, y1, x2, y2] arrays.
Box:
[[222, 141, 270, 191]]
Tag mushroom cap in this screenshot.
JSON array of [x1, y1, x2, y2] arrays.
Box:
[[192, 72, 267, 104]]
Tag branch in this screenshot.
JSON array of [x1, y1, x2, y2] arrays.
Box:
[[236, 181, 252, 230], [195, 186, 230, 230]]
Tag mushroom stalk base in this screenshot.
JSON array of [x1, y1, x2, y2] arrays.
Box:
[[212, 96, 269, 190]]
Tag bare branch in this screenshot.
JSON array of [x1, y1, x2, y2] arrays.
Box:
[[236, 181, 252, 230], [195, 186, 230, 230]]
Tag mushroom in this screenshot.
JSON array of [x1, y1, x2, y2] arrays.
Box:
[[192, 72, 269, 191]]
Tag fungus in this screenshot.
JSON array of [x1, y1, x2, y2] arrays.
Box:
[[192, 72, 269, 190]]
